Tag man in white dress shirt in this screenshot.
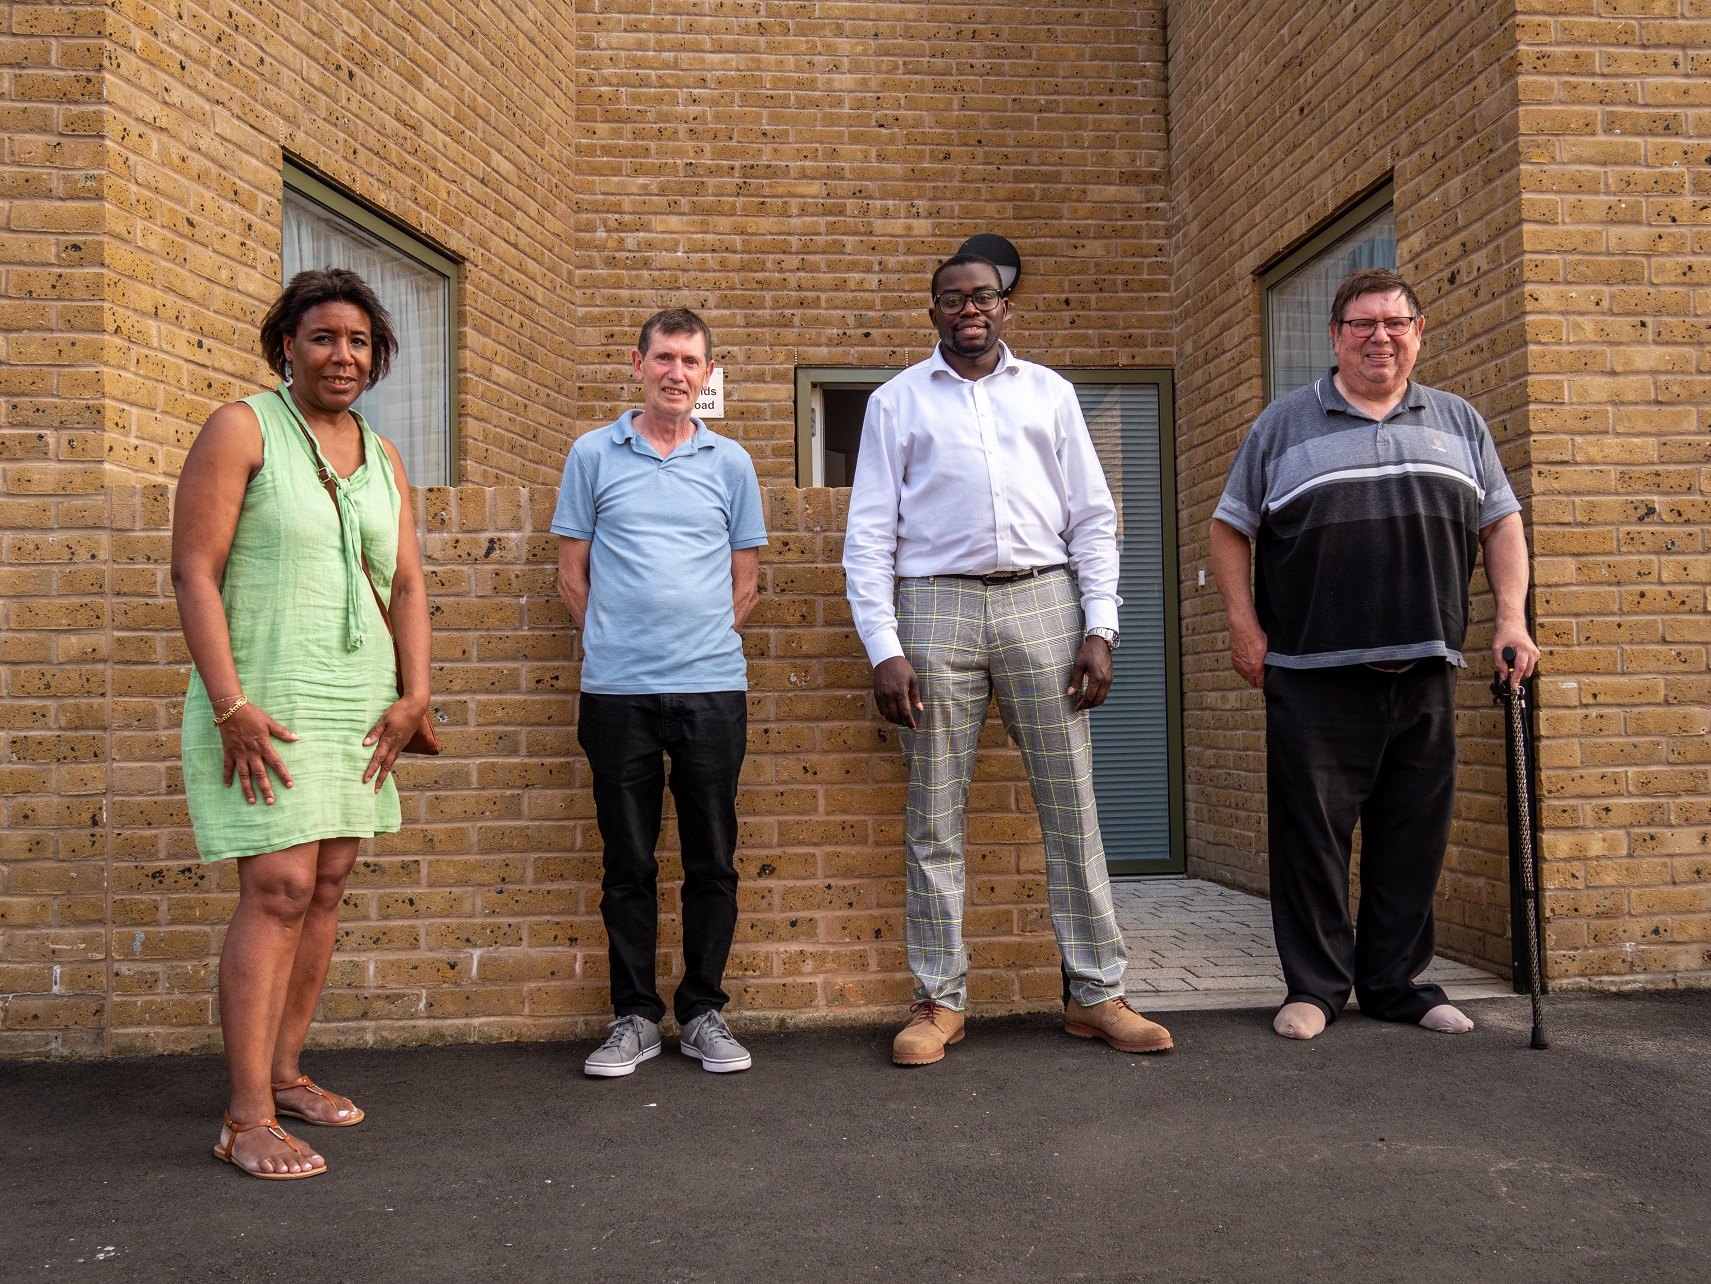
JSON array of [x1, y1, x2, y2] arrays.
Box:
[[843, 254, 1174, 1066]]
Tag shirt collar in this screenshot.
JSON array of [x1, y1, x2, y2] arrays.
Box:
[[609, 409, 716, 456], [1316, 368, 1427, 416], [927, 340, 1018, 383]]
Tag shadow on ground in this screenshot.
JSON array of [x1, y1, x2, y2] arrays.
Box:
[[5, 993, 1708, 1283]]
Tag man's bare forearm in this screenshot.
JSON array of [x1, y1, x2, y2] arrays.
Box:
[[731, 547, 760, 631], [1209, 520, 1259, 632], [1482, 512, 1530, 626], [1480, 511, 1539, 683], [1210, 518, 1268, 688], [557, 537, 591, 629]]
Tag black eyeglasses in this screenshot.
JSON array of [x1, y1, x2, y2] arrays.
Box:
[[933, 288, 1005, 314], [1338, 316, 1419, 338]]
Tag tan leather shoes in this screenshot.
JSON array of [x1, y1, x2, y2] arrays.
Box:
[[892, 1000, 965, 1066], [1064, 995, 1173, 1052]]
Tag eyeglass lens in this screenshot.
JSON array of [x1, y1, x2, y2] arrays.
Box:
[[935, 289, 1003, 313], [1344, 317, 1417, 336]]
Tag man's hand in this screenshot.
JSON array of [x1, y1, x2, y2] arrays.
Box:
[[1493, 621, 1539, 689], [873, 656, 922, 729], [1230, 620, 1268, 689], [1067, 636, 1114, 711]]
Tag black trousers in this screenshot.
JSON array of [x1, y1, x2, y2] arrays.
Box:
[[1264, 660, 1457, 1025], [577, 691, 746, 1025]]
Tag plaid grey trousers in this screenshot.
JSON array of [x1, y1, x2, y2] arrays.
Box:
[[896, 568, 1127, 1010]]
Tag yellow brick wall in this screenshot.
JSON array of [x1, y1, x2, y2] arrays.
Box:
[[1515, 0, 1711, 987], [1, 0, 118, 1043], [0, 0, 112, 503], [3, 0, 1176, 1055], [1169, 0, 1532, 972], [7, 0, 1171, 488], [1172, 0, 1711, 987], [571, 0, 1174, 480], [2, 483, 1074, 1056], [13, 0, 584, 486], [0, 487, 115, 1055], [8, 0, 1711, 1057]]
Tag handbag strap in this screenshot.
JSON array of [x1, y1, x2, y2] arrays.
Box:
[[274, 386, 395, 639]]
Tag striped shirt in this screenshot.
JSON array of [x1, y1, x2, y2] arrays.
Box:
[[1213, 370, 1519, 670]]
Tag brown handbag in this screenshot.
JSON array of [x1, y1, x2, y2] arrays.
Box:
[[278, 388, 441, 756]]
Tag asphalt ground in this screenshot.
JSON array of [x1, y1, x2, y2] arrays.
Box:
[[4, 991, 1708, 1284]]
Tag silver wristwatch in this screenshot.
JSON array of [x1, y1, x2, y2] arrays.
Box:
[[1086, 627, 1119, 651]]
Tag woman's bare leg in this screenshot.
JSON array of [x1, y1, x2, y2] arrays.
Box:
[[271, 837, 362, 1123], [218, 841, 325, 1175]]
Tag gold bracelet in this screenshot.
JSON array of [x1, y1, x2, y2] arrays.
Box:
[[212, 695, 248, 726]]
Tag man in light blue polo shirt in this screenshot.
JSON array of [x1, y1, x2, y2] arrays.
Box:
[[552, 307, 767, 1078]]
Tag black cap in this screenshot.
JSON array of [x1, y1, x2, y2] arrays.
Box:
[[956, 234, 1021, 295]]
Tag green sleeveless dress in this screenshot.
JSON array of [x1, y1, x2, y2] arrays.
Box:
[[182, 385, 404, 861]]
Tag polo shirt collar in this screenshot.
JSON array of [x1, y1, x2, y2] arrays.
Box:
[[927, 340, 1018, 382], [609, 409, 716, 455], [1316, 368, 1427, 416]]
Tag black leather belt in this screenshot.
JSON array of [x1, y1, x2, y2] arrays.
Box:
[[943, 564, 1066, 585]]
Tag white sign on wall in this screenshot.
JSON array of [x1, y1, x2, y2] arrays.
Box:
[[695, 366, 725, 419]]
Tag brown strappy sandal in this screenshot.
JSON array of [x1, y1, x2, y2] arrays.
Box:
[[272, 1075, 365, 1127], [213, 1113, 327, 1180]]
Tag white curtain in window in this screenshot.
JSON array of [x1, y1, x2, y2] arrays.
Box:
[[1267, 207, 1397, 402], [281, 189, 451, 485]]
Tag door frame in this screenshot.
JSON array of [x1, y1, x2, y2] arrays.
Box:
[[794, 364, 1184, 876], [1061, 369, 1184, 875]]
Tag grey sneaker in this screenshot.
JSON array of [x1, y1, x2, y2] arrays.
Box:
[[679, 1010, 752, 1073], [583, 1015, 661, 1078]]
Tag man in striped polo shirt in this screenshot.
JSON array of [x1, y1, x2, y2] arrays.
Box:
[[1210, 268, 1539, 1041]]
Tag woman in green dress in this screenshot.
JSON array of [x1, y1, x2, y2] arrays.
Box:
[[172, 268, 431, 1179]]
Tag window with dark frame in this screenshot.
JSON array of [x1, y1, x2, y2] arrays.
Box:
[[1261, 182, 1397, 405], [794, 368, 895, 487], [281, 161, 460, 486]]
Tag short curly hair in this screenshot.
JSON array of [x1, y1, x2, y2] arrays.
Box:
[[930, 253, 1003, 298], [259, 267, 398, 388]]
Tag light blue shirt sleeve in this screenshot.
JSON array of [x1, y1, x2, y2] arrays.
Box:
[[550, 443, 595, 539], [727, 450, 768, 550]]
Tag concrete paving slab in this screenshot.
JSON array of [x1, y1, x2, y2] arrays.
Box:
[[1113, 878, 1512, 1011], [4, 992, 1707, 1284]]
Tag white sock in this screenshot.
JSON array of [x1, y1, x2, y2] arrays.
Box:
[[1419, 1003, 1474, 1034]]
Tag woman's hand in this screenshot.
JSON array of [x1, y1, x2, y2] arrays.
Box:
[[219, 703, 299, 804], [362, 696, 428, 792]]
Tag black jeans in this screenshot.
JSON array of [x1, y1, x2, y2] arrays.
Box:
[[577, 691, 747, 1025], [1264, 661, 1457, 1024]]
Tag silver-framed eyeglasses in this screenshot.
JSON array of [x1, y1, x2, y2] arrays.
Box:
[[933, 287, 1005, 314], [1339, 316, 1419, 338]]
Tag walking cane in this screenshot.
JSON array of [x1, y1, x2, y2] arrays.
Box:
[[1492, 645, 1548, 1049]]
